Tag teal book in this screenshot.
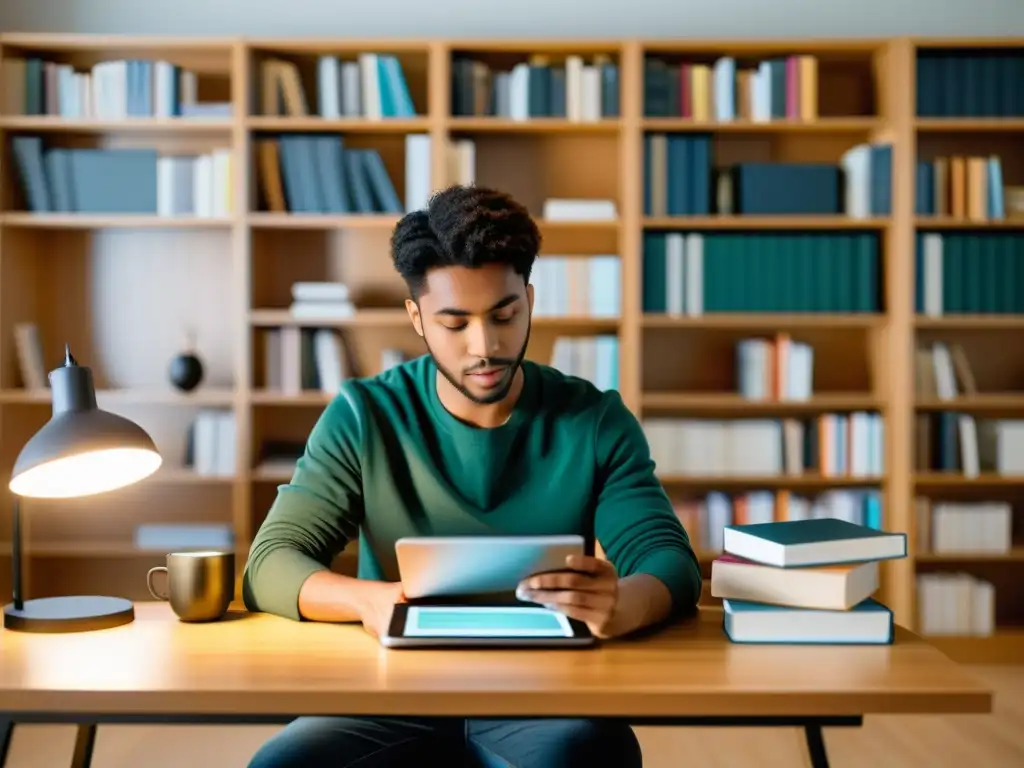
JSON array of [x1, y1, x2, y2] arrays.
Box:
[[723, 517, 907, 568], [723, 597, 894, 645]]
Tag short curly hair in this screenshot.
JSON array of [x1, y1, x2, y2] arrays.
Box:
[[390, 185, 542, 299]]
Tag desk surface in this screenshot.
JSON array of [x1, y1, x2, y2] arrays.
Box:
[[0, 602, 992, 719]]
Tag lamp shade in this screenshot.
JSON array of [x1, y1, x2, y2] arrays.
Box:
[[8, 347, 162, 499]]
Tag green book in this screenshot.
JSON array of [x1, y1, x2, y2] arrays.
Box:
[[723, 597, 894, 645], [722, 518, 908, 568]]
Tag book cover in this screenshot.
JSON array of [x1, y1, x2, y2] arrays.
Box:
[[711, 553, 879, 610], [723, 597, 894, 645], [723, 518, 908, 568]]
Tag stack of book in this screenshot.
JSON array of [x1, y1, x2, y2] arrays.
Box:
[[711, 518, 907, 644]]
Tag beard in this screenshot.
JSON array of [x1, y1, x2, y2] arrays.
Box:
[[424, 319, 531, 405]]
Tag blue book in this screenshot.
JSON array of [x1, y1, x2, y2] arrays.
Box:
[[723, 597, 894, 645], [722, 518, 907, 568]]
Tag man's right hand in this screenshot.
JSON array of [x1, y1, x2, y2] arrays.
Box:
[[357, 580, 406, 638]]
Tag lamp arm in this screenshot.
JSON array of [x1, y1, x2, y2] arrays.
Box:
[[11, 498, 23, 611]]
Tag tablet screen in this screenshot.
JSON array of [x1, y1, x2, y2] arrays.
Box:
[[403, 606, 574, 638]]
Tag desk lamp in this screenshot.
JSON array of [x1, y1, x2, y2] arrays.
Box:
[[3, 346, 163, 633]]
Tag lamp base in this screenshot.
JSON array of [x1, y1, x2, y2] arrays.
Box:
[[3, 595, 135, 633]]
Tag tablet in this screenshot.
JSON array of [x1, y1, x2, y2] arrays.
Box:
[[395, 534, 585, 600], [380, 603, 595, 648]]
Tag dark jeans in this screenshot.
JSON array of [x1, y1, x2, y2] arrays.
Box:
[[247, 716, 643, 767]]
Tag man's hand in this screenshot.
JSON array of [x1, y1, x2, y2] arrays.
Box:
[[516, 554, 623, 638], [356, 580, 406, 638]]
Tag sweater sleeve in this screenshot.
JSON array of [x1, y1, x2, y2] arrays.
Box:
[[592, 392, 702, 617], [242, 388, 365, 620]]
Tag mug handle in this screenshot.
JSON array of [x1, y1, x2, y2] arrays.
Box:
[[147, 566, 169, 600]]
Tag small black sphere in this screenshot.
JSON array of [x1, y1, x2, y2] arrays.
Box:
[[169, 351, 204, 392]]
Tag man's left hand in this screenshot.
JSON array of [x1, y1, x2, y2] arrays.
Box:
[[516, 554, 621, 638]]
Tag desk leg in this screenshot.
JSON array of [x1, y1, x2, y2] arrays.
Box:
[[0, 720, 12, 768], [804, 725, 829, 768], [70, 724, 96, 768]]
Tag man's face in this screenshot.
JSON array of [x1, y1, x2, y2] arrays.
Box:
[[407, 263, 533, 405]]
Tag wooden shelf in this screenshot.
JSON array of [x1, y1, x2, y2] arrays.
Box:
[[916, 395, 1024, 412], [0, 33, 1021, 652], [642, 393, 881, 413], [658, 474, 884, 489], [247, 213, 400, 229], [642, 313, 884, 330], [641, 117, 881, 133], [1, 214, 233, 229], [914, 473, 1024, 488], [915, 217, 1024, 229], [250, 390, 333, 406], [915, 118, 1024, 132], [915, 315, 1024, 330], [249, 308, 409, 327], [915, 548, 1024, 563], [0, 117, 233, 132], [0, 388, 235, 405], [247, 117, 430, 133], [643, 216, 889, 230], [447, 118, 621, 133]]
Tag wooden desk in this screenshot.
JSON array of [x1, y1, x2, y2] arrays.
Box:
[[0, 603, 992, 768]]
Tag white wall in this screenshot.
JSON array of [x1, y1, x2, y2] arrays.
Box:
[[1, 0, 1022, 38]]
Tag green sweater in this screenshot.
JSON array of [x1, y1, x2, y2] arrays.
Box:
[[242, 355, 702, 621]]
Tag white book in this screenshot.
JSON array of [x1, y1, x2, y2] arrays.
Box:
[[405, 134, 432, 212], [317, 56, 341, 117], [358, 54, 381, 118], [289, 300, 355, 319], [291, 282, 349, 303], [666, 233, 685, 315]]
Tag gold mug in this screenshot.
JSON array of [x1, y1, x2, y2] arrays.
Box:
[[147, 551, 235, 622]]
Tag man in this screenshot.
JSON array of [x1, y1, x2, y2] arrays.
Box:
[[243, 184, 702, 767]]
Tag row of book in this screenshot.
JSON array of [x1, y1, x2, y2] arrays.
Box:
[[916, 572, 995, 638], [155, 151, 232, 218], [530, 255, 621, 319], [915, 232, 1024, 315], [915, 49, 1024, 118], [914, 340, 974, 402], [262, 324, 406, 395], [911, 336, 1019, 478], [676, 489, 884, 552], [550, 336, 619, 392], [915, 498, 1014, 555], [916, 413, 1024, 477], [915, 155, 1006, 220], [642, 231, 881, 314], [259, 326, 619, 395], [643, 55, 819, 122], [255, 133, 430, 215], [711, 518, 904, 644], [12, 136, 231, 216], [643, 137, 891, 217], [643, 413, 886, 478], [450, 55, 619, 120], [284, 281, 355, 320], [259, 55, 416, 119], [735, 334, 814, 402], [186, 409, 237, 478], [2, 55, 228, 119]]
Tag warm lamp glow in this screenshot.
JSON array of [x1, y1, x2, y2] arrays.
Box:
[[8, 447, 162, 499], [4, 345, 165, 634]]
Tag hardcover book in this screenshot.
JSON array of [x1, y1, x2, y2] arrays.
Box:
[[711, 553, 879, 610], [723, 597, 895, 645], [722, 518, 907, 568]]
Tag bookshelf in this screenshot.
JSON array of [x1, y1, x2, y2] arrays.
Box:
[[0, 33, 1021, 662]]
